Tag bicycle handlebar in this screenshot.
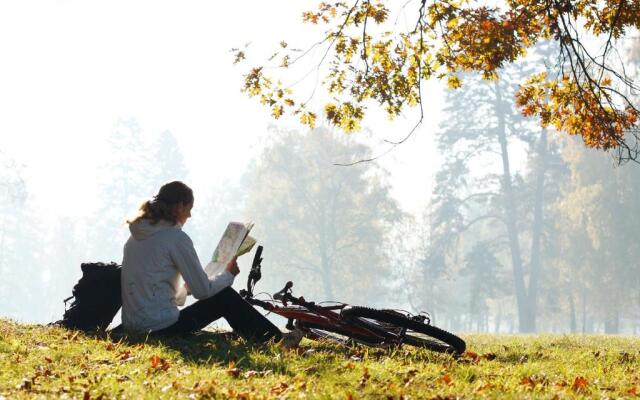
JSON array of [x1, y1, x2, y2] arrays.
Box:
[[244, 245, 264, 298], [252, 245, 263, 268]]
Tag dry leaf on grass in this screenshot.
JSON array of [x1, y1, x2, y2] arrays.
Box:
[[227, 360, 241, 378], [571, 376, 589, 392], [270, 382, 289, 395], [149, 355, 171, 371], [359, 368, 371, 387]]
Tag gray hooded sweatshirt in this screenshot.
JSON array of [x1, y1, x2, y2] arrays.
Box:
[[121, 219, 234, 333]]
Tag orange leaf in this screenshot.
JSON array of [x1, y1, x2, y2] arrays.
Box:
[[270, 382, 289, 395], [464, 351, 479, 361], [442, 374, 452, 385], [227, 361, 241, 378], [520, 376, 536, 387], [571, 376, 589, 391], [150, 355, 161, 369], [359, 368, 371, 387], [119, 351, 134, 361]]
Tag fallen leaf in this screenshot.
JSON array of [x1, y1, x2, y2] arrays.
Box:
[[83, 391, 90, 400], [464, 351, 479, 361], [520, 376, 536, 387], [44, 356, 52, 363], [66, 332, 79, 342], [571, 376, 589, 392], [16, 378, 32, 391], [270, 382, 289, 395], [405, 368, 419, 376], [150, 355, 161, 369], [441, 374, 452, 385], [359, 368, 371, 387], [482, 353, 497, 361], [243, 370, 258, 379], [620, 352, 634, 363], [105, 343, 115, 351], [475, 381, 494, 392], [626, 387, 637, 396], [343, 362, 356, 370]]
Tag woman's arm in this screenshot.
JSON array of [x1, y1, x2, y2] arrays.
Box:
[[169, 232, 235, 300]]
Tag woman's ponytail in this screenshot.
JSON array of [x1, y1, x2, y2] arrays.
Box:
[[127, 181, 194, 225]]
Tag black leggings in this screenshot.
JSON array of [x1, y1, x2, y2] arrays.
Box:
[[153, 287, 282, 342]]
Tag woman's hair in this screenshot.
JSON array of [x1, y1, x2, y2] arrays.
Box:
[[127, 181, 194, 226]]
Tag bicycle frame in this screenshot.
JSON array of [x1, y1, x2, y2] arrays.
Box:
[[237, 246, 465, 353], [240, 246, 390, 343]]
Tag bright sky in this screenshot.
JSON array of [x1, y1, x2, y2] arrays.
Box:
[[0, 1, 443, 220]]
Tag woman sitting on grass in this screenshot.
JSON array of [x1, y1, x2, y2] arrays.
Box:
[[121, 181, 299, 345]]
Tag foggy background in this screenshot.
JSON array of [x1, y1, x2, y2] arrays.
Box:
[[1, 1, 639, 334]]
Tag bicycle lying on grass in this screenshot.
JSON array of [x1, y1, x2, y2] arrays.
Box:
[[239, 246, 466, 354]]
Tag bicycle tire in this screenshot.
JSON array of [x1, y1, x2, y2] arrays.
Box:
[[341, 306, 466, 354], [295, 320, 385, 347]]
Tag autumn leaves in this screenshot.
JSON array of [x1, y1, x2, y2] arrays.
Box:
[[236, 1, 640, 160]]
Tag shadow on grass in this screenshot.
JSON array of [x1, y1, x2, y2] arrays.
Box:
[[106, 329, 291, 372], [68, 325, 459, 374]]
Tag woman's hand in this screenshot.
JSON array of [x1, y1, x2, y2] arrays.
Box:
[[225, 256, 240, 276]]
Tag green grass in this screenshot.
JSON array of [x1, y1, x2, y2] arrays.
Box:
[[1, 319, 639, 399]]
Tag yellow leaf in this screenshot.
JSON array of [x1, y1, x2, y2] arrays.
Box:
[[447, 75, 462, 89]]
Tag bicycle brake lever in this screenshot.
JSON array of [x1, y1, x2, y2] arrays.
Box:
[[273, 281, 293, 301]]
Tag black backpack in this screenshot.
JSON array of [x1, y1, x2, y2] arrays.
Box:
[[56, 262, 122, 332]]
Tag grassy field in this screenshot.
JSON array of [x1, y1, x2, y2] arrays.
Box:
[[1, 319, 639, 399]]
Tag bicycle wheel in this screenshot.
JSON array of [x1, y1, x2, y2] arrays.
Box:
[[341, 307, 466, 354], [295, 320, 385, 347]]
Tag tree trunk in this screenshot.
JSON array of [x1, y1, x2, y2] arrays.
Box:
[[527, 128, 548, 331], [495, 84, 533, 332], [569, 292, 577, 333], [319, 250, 334, 300], [604, 288, 620, 334], [581, 286, 588, 333], [604, 311, 619, 334]]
